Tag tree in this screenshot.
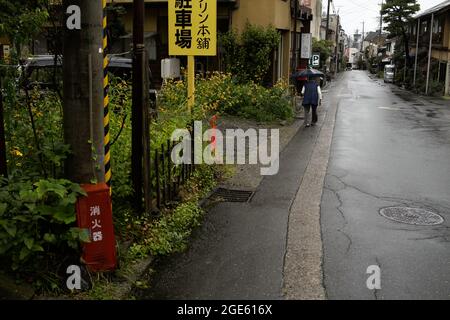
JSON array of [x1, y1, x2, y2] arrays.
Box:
[[381, 0, 420, 67], [220, 24, 280, 84], [0, 0, 50, 60], [312, 38, 333, 69]]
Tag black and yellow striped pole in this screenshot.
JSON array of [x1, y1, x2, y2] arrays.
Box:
[[102, 0, 112, 189]]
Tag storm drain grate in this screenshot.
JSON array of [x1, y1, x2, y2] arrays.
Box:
[[379, 207, 444, 226], [209, 188, 254, 203]]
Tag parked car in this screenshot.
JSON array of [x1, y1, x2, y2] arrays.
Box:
[[19, 55, 156, 102]]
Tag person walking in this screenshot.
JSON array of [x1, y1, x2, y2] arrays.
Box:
[[301, 77, 322, 127]]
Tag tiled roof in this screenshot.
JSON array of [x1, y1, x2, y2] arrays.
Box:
[[416, 0, 450, 18]]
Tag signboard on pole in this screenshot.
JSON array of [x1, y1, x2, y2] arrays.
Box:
[[311, 53, 320, 67], [300, 33, 312, 59], [168, 0, 217, 56]]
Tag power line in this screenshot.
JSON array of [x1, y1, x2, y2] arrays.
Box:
[[345, 0, 379, 13]]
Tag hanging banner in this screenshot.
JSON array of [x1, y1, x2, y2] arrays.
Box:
[[301, 33, 312, 59], [168, 0, 217, 56]]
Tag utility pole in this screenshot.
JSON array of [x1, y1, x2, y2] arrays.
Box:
[[63, 0, 105, 184], [413, 18, 420, 87], [326, 0, 331, 41], [132, 0, 150, 212], [0, 76, 7, 178], [426, 13, 435, 95], [361, 21, 365, 52], [335, 11, 340, 77], [292, 0, 298, 72], [379, 0, 383, 37]]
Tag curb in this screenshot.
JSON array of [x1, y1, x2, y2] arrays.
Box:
[[0, 273, 35, 300]]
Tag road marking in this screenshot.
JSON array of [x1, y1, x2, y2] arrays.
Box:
[[378, 107, 401, 111]]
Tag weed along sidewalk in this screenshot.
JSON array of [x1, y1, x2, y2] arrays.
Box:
[[0, 3, 317, 299], [64, 113, 305, 300], [0, 68, 298, 299], [134, 97, 328, 300]]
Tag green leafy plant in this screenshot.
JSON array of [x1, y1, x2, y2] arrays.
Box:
[[0, 0, 50, 60], [0, 177, 87, 271], [220, 24, 280, 84], [128, 165, 217, 258], [158, 72, 293, 123]]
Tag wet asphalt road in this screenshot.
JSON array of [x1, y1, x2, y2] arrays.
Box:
[[139, 71, 450, 300], [322, 71, 450, 299]]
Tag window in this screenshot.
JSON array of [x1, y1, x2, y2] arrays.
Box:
[[432, 15, 444, 44], [439, 62, 447, 83], [421, 20, 428, 34]]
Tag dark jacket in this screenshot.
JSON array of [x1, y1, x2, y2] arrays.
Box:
[[302, 81, 320, 106]]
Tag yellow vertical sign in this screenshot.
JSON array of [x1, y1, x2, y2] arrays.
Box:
[[168, 0, 217, 56]]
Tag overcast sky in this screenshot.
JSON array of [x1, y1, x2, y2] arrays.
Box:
[[332, 0, 444, 36]]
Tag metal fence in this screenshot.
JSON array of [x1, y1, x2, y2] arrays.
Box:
[[153, 127, 196, 210]]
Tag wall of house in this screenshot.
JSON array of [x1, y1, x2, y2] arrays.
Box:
[[232, 0, 291, 32], [120, 7, 159, 33], [110, 1, 308, 83], [231, 0, 294, 81], [274, 0, 292, 31], [282, 30, 291, 80], [310, 0, 322, 39]]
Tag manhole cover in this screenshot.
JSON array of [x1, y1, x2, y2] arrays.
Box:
[[209, 188, 254, 203], [379, 207, 444, 226]]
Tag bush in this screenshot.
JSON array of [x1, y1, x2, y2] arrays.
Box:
[[158, 72, 293, 123], [128, 165, 217, 257], [0, 176, 87, 272], [3, 86, 69, 180], [220, 24, 280, 84], [429, 80, 444, 96]]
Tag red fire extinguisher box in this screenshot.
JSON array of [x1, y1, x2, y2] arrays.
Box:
[[76, 183, 117, 272]]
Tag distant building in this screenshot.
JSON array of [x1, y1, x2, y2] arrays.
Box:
[[320, 13, 344, 72], [309, 0, 323, 40], [346, 47, 360, 68]]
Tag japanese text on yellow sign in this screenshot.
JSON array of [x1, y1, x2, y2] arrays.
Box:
[[169, 0, 217, 56]]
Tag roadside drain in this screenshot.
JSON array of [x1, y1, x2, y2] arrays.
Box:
[[209, 188, 254, 203], [379, 207, 444, 226]]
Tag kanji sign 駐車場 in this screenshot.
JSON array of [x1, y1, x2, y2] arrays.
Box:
[[169, 0, 217, 56]]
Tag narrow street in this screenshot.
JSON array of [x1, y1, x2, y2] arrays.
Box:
[[322, 71, 450, 299], [4, 0, 450, 308], [141, 70, 450, 300]]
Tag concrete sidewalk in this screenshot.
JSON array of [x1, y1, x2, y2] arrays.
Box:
[[139, 80, 341, 300]]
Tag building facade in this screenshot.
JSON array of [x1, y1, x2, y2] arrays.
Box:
[[1, 1, 324, 87], [410, 0, 450, 95], [106, 0, 324, 86]]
